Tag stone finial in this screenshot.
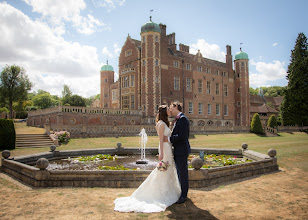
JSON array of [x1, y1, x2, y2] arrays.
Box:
[[117, 142, 122, 148], [50, 145, 57, 152], [268, 149, 277, 158], [2, 150, 10, 159], [191, 157, 203, 170], [242, 143, 248, 150], [36, 158, 49, 170]]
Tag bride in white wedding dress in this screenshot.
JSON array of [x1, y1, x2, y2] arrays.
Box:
[[114, 105, 181, 213]]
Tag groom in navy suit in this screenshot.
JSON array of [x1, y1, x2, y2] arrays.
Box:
[[164, 101, 191, 204]]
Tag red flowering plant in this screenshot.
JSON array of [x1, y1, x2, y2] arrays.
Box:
[[157, 161, 170, 171]]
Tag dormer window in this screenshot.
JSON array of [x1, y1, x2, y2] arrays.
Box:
[[125, 50, 132, 57]]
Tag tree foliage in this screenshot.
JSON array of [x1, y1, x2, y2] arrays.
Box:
[[281, 32, 308, 126], [251, 113, 264, 135], [33, 92, 58, 109], [0, 65, 33, 119], [267, 114, 277, 128], [249, 86, 286, 97]]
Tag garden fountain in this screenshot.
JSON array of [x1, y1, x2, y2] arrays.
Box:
[[136, 128, 148, 164], [0, 143, 279, 188]]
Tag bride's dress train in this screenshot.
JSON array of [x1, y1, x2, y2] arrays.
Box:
[[114, 121, 181, 213]]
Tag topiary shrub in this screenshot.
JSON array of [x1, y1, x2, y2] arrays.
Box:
[[267, 114, 277, 128], [0, 119, 16, 150], [251, 113, 264, 135]]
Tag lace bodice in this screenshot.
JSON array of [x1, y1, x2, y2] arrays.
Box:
[[156, 120, 171, 137]]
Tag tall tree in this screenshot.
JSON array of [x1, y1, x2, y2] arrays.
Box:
[[67, 94, 86, 107], [33, 93, 58, 109], [281, 33, 308, 126], [61, 84, 72, 105], [0, 65, 32, 119]]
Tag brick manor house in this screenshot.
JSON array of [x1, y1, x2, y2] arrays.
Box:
[[99, 17, 250, 127], [27, 17, 283, 137]]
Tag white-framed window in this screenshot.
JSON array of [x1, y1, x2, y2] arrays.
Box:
[[198, 103, 203, 114], [206, 68, 210, 73], [125, 50, 132, 57], [215, 70, 219, 75], [216, 104, 220, 115], [131, 75, 134, 87], [174, 76, 180, 90], [122, 95, 129, 109], [224, 84, 228, 96], [216, 83, 220, 95], [189, 102, 193, 114], [224, 104, 228, 116], [155, 59, 159, 66], [186, 78, 192, 92], [122, 76, 130, 88], [208, 103, 211, 115], [174, 61, 179, 68], [197, 66, 202, 72], [223, 72, 227, 77], [207, 81, 211, 94], [198, 80, 202, 93], [186, 63, 191, 70]]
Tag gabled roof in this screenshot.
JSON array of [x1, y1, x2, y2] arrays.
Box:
[[250, 104, 278, 113]]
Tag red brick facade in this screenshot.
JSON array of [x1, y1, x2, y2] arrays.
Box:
[[100, 19, 250, 126]]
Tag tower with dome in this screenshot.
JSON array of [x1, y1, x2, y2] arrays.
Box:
[[100, 17, 251, 126]]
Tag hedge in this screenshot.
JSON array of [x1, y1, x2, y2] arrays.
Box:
[[0, 119, 16, 150], [251, 113, 264, 135]]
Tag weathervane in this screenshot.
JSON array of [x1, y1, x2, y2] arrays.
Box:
[[240, 43, 243, 51], [150, 9, 153, 21]]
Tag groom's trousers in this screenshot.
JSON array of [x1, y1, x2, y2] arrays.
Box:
[[174, 156, 189, 198]]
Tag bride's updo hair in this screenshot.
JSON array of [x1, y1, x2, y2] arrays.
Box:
[[156, 105, 169, 127]]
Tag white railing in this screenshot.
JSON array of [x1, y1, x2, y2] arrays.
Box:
[[28, 106, 142, 116]]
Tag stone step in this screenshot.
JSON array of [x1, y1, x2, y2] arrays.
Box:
[[15, 134, 55, 148]]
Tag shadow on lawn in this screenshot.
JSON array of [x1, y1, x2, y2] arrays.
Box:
[[167, 198, 218, 220]]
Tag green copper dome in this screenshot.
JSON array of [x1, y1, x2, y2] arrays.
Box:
[[101, 64, 114, 72], [235, 51, 249, 60], [141, 17, 161, 33]]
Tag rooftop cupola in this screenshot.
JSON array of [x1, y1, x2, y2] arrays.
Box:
[[141, 16, 161, 33]]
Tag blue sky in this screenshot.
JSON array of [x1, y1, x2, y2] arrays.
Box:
[[0, 0, 307, 97]]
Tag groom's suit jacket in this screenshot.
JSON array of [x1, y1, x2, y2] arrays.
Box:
[[170, 113, 191, 158]]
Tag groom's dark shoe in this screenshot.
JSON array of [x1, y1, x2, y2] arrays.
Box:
[[175, 197, 187, 204]]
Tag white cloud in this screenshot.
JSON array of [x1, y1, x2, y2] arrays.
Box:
[[272, 42, 278, 47], [190, 39, 226, 63], [102, 47, 113, 58], [92, 0, 126, 11], [23, 0, 106, 35], [113, 43, 121, 56], [249, 59, 287, 87], [0, 2, 101, 97]]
